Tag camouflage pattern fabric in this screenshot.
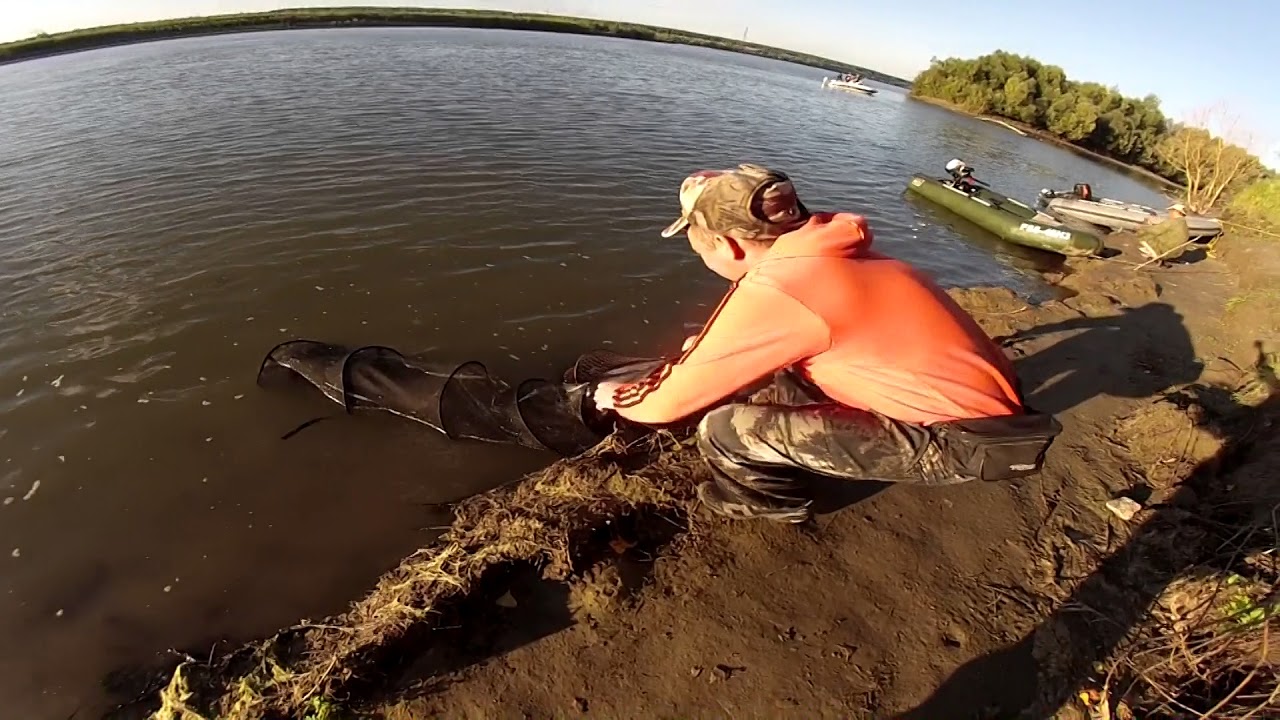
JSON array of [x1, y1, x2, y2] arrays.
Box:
[[660, 163, 810, 241], [695, 371, 974, 523], [1136, 215, 1191, 261]]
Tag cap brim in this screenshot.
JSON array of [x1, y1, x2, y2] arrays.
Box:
[[660, 216, 689, 238]]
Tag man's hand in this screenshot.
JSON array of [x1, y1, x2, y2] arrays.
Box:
[[592, 380, 624, 412]]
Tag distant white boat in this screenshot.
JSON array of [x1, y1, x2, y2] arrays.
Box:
[[822, 77, 877, 96]]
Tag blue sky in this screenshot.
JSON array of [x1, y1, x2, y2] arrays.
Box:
[[3, 1, 1277, 166]]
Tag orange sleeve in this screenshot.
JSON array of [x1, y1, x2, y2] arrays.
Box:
[[611, 280, 830, 425]]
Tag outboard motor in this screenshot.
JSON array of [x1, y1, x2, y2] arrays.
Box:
[[944, 158, 979, 192]]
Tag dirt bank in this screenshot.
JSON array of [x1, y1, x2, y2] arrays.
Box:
[[126, 232, 1277, 720]]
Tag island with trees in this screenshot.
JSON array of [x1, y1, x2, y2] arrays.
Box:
[[0, 7, 911, 88]]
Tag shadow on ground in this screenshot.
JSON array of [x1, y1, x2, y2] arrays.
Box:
[[899, 347, 1278, 719], [1007, 302, 1202, 416]]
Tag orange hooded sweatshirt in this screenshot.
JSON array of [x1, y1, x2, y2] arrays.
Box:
[[612, 212, 1023, 426]]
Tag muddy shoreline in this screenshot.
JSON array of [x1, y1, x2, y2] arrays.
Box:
[[123, 230, 1278, 720]]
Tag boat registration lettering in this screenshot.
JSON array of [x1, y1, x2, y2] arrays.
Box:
[[1018, 223, 1073, 241]]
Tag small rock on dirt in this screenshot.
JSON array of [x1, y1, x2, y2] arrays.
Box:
[[574, 697, 588, 713], [711, 664, 745, 682], [832, 643, 858, 660], [943, 626, 968, 648], [1105, 497, 1143, 521]]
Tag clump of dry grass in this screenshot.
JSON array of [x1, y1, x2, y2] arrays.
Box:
[[567, 560, 628, 624], [1105, 389, 1280, 718], [1107, 539, 1279, 718], [151, 432, 704, 719]]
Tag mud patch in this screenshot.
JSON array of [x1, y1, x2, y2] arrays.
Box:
[[1113, 395, 1225, 490], [1022, 346, 1280, 719], [1094, 404, 1279, 719], [129, 434, 702, 719]]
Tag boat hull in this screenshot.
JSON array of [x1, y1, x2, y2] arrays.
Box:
[[823, 78, 878, 95], [906, 175, 1103, 257], [1043, 197, 1223, 239]]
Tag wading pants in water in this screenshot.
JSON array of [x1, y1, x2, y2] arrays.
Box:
[[694, 372, 983, 524]]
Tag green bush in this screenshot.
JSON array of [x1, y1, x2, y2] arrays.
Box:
[[1227, 178, 1280, 232]]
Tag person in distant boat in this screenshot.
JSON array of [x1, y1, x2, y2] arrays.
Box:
[[588, 164, 1060, 524], [945, 158, 982, 193]]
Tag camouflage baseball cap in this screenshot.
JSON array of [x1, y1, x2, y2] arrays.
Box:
[[660, 163, 810, 241]]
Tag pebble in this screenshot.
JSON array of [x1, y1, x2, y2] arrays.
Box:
[[21, 480, 40, 501], [10, 548, 18, 558], [1106, 497, 1143, 521], [711, 664, 743, 682]]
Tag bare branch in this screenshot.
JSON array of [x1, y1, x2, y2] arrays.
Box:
[[1159, 104, 1262, 213]]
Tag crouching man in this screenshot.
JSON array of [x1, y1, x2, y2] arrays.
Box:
[[592, 164, 1060, 523]]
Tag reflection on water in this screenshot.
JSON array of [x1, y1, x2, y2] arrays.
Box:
[[0, 27, 1170, 718], [902, 194, 1068, 283]]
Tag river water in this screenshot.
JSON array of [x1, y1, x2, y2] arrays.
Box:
[[0, 27, 1168, 718]]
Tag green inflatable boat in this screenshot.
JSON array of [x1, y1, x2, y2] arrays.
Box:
[[906, 173, 1103, 257]]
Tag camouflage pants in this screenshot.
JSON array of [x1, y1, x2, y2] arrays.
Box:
[[695, 372, 973, 518]]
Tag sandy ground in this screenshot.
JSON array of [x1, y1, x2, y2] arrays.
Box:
[[117, 232, 1280, 720]]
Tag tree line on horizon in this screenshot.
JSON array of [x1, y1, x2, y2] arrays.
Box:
[[0, 7, 908, 86], [910, 51, 1268, 209]]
